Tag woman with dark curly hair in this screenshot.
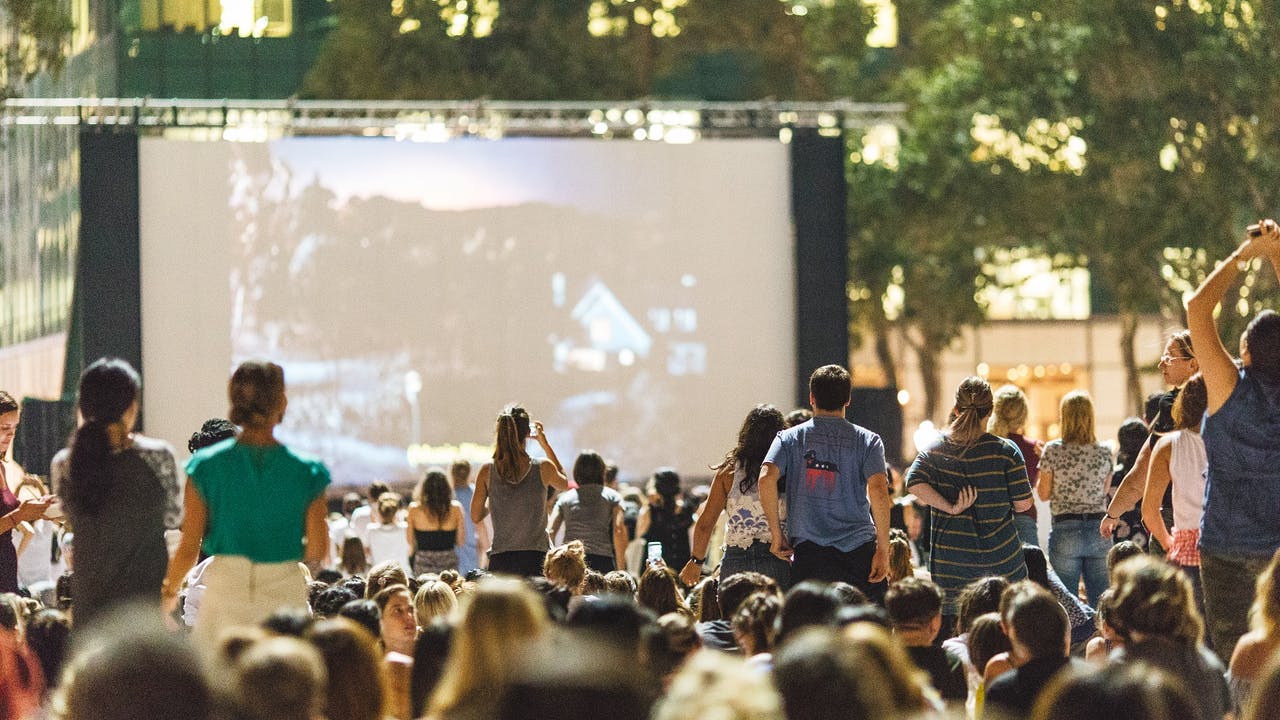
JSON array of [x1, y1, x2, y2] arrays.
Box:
[[408, 470, 463, 575], [680, 405, 788, 588]]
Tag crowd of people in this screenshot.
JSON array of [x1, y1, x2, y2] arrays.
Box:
[[3, 226, 1280, 719]]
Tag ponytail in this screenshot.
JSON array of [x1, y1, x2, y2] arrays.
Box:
[[947, 376, 993, 449], [492, 405, 530, 483], [63, 358, 141, 516]]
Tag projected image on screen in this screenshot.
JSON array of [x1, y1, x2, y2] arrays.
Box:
[[143, 137, 794, 485]]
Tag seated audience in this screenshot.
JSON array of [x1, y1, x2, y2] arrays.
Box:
[[732, 592, 782, 670], [306, 617, 387, 720], [232, 636, 327, 720], [1030, 663, 1199, 720], [652, 650, 782, 720], [696, 571, 779, 651], [985, 582, 1083, 718], [884, 577, 967, 703]]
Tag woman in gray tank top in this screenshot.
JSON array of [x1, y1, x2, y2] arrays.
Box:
[[471, 405, 569, 577]]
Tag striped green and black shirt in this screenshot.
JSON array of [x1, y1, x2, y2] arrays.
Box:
[[905, 434, 1032, 615]]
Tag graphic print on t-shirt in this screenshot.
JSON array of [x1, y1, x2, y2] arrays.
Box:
[[803, 450, 837, 493]]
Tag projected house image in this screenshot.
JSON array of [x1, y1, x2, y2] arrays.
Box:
[[557, 281, 653, 373]]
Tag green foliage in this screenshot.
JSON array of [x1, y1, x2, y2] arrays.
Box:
[[0, 0, 74, 98]]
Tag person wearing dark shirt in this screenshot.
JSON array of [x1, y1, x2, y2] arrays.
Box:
[[884, 577, 966, 703], [985, 582, 1084, 717], [694, 571, 780, 651]]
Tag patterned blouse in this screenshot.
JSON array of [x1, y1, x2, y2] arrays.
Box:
[[724, 462, 783, 549], [1039, 440, 1112, 516]]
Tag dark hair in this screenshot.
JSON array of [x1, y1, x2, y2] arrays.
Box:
[[340, 576, 366, 599], [1143, 393, 1164, 425], [1023, 544, 1051, 589], [1246, 310, 1280, 382], [366, 481, 390, 502], [315, 569, 343, 585], [573, 451, 606, 486], [228, 360, 285, 428], [968, 612, 1010, 673], [493, 404, 531, 483], [1107, 541, 1144, 572], [261, 607, 315, 637], [341, 536, 369, 577], [1002, 583, 1068, 660], [415, 470, 452, 521], [784, 408, 813, 428], [0, 390, 18, 415], [25, 609, 69, 689], [372, 584, 412, 613], [718, 571, 779, 618], [715, 405, 785, 494], [312, 586, 359, 618], [564, 595, 656, 653], [690, 577, 721, 622], [637, 566, 686, 618], [604, 463, 619, 485], [1172, 373, 1207, 430], [954, 576, 1010, 635], [828, 582, 869, 608], [1109, 555, 1202, 645], [337, 599, 382, 640], [732, 592, 781, 655], [773, 628, 896, 720], [1032, 663, 1198, 720], [649, 468, 681, 509], [1168, 329, 1195, 363], [410, 620, 453, 718], [601, 571, 637, 597], [187, 418, 236, 454], [884, 577, 943, 629], [64, 358, 141, 517], [306, 617, 387, 720], [777, 581, 841, 643], [809, 365, 851, 412], [1116, 417, 1150, 473]]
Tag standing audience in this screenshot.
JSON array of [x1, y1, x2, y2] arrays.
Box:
[[408, 470, 464, 575]]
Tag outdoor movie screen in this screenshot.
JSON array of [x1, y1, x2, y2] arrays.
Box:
[[139, 136, 796, 485]]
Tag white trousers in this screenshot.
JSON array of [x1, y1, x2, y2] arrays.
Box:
[[193, 555, 308, 652]]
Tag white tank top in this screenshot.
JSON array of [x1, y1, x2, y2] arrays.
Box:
[[1167, 430, 1207, 532]]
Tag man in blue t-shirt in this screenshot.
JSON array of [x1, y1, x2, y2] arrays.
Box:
[[759, 364, 892, 601]]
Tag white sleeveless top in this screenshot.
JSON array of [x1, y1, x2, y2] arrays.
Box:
[[1168, 430, 1208, 532], [723, 462, 785, 549]]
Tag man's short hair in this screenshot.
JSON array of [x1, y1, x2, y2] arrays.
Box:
[[449, 459, 471, 484], [717, 571, 779, 618], [1001, 583, 1068, 660], [0, 391, 18, 416], [809, 365, 852, 412], [884, 578, 942, 629]]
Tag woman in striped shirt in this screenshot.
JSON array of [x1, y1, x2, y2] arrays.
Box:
[[906, 377, 1034, 624]]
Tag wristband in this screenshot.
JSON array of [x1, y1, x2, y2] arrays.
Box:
[[1104, 513, 1118, 521], [689, 555, 705, 565]]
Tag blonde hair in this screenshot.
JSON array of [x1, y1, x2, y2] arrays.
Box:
[[365, 561, 409, 599], [652, 650, 783, 720], [948, 377, 994, 447], [887, 535, 914, 584], [426, 578, 548, 717], [1250, 549, 1280, 636], [543, 540, 588, 591], [414, 580, 458, 626], [376, 493, 401, 524], [988, 384, 1029, 437], [1059, 390, 1096, 444]]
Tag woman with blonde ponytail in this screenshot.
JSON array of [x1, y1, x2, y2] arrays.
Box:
[[988, 385, 1043, 547], [905, 377, 1034, 624], [471, 405, 568, 577]]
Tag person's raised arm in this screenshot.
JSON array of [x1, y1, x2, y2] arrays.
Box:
[[162, 480, 208, 614], [681, 465, 730, 586], [1186, 222, 1277, 413], [532, 421, 569, 483], [1142, 438, 1175, 552], [471, 464, 491, 524]]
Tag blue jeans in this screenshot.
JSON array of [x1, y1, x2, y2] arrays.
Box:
[[1048, 518, 1110, 607], [719, 540, 792, 589], [1013, 513, 1039, 548]]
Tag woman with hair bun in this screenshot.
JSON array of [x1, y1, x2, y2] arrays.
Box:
[[637, 468, 695, 570], [471, 405, 568, 578], [905, 377, 1033, 623], [53, 358, 182, 628], [162, 360, 330, 648]]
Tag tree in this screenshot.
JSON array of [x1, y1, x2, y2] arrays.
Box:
[[0, 0, 74, 98]]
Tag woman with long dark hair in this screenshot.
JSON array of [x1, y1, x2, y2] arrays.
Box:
[[162, 360, 330, 648], [53, 358, 182, 627], [408, 469, 464, 575], [637, 468, 695, 570], [905, 377, 1033, 624], [679, 404, 788, 587], [470, 405, 568, 577]]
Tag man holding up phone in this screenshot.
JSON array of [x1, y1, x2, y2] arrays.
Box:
[[1, 391, 56, 593]]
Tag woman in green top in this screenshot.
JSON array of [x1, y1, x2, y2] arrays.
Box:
[[163, 361, 330, 646]]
